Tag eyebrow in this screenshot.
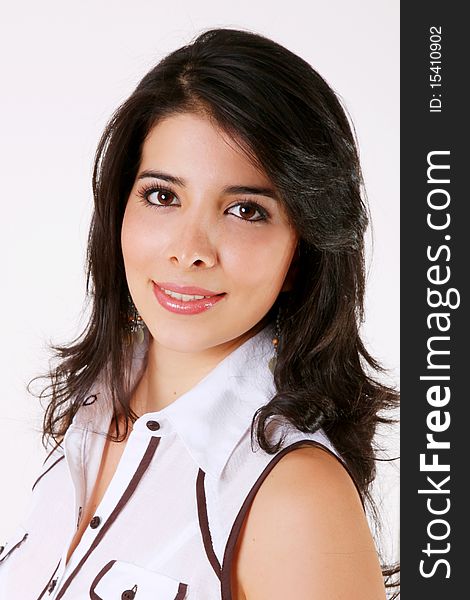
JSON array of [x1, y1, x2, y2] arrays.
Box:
[[137, 170, 279, 200]]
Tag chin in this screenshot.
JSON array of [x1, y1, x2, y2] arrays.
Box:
[[148, 326, 212, 352]]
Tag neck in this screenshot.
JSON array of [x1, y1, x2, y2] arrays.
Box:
[[131, 318, 270, 416]]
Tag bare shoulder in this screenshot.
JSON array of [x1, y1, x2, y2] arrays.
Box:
[[232, 444, 386, 600]]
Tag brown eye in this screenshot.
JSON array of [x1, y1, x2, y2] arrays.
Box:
[[227, 202, 268, 223], [239, 205, 257, 219], [146, 188, 177, 206]]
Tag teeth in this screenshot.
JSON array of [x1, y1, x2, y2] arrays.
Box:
[[162, 288, 211, 301]]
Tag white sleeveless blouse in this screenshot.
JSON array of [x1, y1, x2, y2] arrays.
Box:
[[0, 323, 348, 599]]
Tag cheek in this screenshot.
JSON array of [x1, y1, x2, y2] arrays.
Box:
[[222, 228, 296, 295], [121, 206, 161, 275], [121, 208, 140, 272]]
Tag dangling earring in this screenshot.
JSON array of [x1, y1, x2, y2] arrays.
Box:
[[268, 304, 282, 374], [126, 293, 146, 345]]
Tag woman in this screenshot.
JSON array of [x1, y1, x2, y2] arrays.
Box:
[[0, 28, 398, 599]]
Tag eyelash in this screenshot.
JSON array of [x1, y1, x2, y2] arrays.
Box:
[[136, 183, 271, 224]]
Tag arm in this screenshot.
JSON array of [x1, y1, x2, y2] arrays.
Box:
[[232, 446, 386, 600]]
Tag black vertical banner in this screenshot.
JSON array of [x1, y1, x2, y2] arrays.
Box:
[[401, 3, 467, 597]]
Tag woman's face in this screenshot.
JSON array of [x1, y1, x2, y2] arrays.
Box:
[[121, 112, 298, 353]]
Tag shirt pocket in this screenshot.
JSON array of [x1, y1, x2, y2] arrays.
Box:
[[89, 559, 188, 599], [0, 524, 29, 565]]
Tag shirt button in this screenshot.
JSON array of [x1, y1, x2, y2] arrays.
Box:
[[146, 420, 160, 431], [82, 394, 97, 406], [90, 516, 101, 529]]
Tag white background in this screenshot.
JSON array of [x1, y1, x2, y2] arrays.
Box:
[[0, 0, 399, 564]]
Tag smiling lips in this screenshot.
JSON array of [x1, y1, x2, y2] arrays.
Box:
[[152, 281, 226, 314]]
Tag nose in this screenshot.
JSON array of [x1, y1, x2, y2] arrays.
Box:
[[167, 212, 218, 270]]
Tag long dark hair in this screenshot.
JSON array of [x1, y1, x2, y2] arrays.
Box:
[[31, 27, 399, 594]]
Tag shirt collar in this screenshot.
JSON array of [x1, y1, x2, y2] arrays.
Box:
[[74, 322, 278, 479]]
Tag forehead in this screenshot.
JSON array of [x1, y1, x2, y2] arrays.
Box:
[[139, 112, 272, 187]]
